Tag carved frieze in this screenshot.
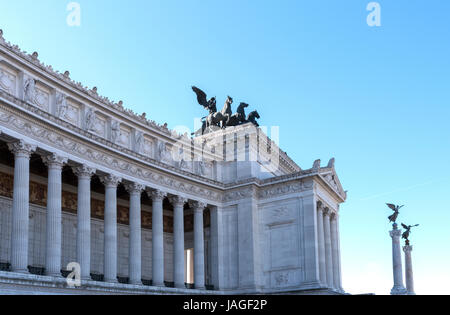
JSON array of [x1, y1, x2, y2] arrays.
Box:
[[0, 68, 16, 95], [0, 108, 222, 202], [258, 181, 303, 199]]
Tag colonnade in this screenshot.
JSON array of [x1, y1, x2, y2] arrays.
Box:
[[6, 139, 209, 289], [316, 201, 342, 291]]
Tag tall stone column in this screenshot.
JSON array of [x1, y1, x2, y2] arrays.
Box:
[[316, 202, 326, 285], [149, 189, 167, 287], [403, 245, 415, 295], [126, 182, 144, 285], [191, 201, 207, 289], [210, 205, 225, 290], [169, 195, 187, 289], [42, 153, 67, 277], [330, 213, 340, 291], [323, 208, 334, 288], [72, 165, 96, 281], [101, 174, 121, 283], [8, 140, 36, 273], [390, 224, 407, 295]]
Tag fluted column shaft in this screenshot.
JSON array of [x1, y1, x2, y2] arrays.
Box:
[[170, 196, 187, 288], [126, 183, 144, 285], [323, 209, 334, 288], [330, 213, 340, 290], [43, 154, 67, 277], [8, 141, 36, 273], [403, 245, 415, 295], [101, 175, 121, 283], [73, 165, 96, 281], [150, 190, 166, 286], [316, 204, 326, 285], [390, 225, 407, 295], [192, 201, 207, 289]]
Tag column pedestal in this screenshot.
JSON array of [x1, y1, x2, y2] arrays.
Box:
[[43, 153, 67, 277], [73, 165, 96, 281], [8, 141, 36, 274], [323, 209, 334, 288], [403, 245, 415, 295], [126, 183, 144, 285], [101, 175, 122, 283], [169, 196, 187, 289], [191, 201, 207, 290], [149, 190, 167, 287], [390, 224, 407, 295]]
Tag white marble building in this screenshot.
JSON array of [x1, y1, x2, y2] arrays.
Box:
[[0, 30, 346, 295]]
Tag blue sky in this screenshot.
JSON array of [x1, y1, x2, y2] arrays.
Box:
[[1, 0, 449, 294]]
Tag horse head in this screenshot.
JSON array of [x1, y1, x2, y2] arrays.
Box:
[[250, 110, 260, 119]]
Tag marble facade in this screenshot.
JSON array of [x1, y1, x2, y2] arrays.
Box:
[[0, 31, 346, 295]]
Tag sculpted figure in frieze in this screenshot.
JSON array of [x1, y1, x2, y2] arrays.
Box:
[[23, 75, 36, 103], [110, 120, 120, 144], [84, 107, 97, 132], [134, 131, 143, 153], [158, 141, 172, 163], [55, 92, 68, 119]]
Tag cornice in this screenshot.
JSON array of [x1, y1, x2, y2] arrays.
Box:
[[0, 31, 177, 139]]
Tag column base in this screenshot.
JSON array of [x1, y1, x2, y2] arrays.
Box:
[[129, 280, 143, 286], [104, 278, 118, 284], [11, 269, 29, 274], [46, 272, 63, 278], [390, 286, 407, 295], [175, 283, 186, 289], [153, 282, 165, 287], [195, 285, 206, 290]]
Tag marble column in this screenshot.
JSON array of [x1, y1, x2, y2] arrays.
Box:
[[126, 182, 144, 285], [169, 195, 187, 289], [323, 208, 334, 288], [191, 201, 207, 289], [8, 140, 36, 273], [149, 189, 167, 287], [101, 174, 121, 283], [72, 165, 96, 281], [210, 205, 225, 290], [316, 202, 326, 285], [403, 245, 415, 295], [330, 213, 340, 291], [42, 153, 67, 277], [390, 224, 407, 295]]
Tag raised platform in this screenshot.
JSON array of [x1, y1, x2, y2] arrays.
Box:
[[0, 271, 215, 295]]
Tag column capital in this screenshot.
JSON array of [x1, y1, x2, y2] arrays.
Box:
[[403, 245, 413, 252], [390, 229, 402, 239], [72, 164, 96, 178], [100, 174, 122, 188], [8, 140, 36, 157], [148, 189, 167, 201], [330, 211, 339, 221], [125, 182, 145, 194], [169, 195, 188, 208], [189, 200, 207, 212], [42, 153, 68, 169], [323, 207, 331, 217]]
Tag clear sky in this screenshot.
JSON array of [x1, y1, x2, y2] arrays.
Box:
[[1, 0, 449, 295]]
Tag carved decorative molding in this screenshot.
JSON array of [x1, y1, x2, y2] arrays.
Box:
[[100, 174, 122, 187], [189, 200, 207, 212], [147, 189, 167, 201], [0, 104, 222, 202], [72, 164, 96, 178], [7, 139, 36, 157], [168, 195, 188, 207], [124, 182, 145, 194], [42, 153, 68, 168]]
